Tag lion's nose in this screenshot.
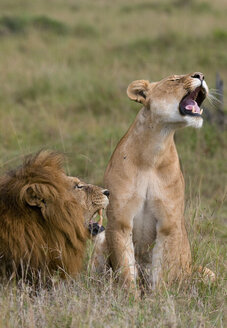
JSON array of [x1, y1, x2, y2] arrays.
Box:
[[103, 189, 110, 198], [191, 72, 204, 81]]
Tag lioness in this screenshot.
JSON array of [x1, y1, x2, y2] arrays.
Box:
[[0, 150, 109, 281], [104, 72, 214, 289]]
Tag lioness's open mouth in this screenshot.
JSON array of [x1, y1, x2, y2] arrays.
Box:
[[179, 86, 206, 117]]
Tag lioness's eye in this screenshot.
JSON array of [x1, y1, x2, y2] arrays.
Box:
[[74, 184, 83, 189]]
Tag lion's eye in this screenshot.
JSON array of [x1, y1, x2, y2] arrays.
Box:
[[74, 184, 83, 189]]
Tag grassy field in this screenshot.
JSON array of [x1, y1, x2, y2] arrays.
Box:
[[0, 0, 226, 327]]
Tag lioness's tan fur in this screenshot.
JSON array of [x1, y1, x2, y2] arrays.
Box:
[[104, 72, 213, 289]]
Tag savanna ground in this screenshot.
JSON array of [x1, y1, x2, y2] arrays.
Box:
[[0, 0, 226, 327]]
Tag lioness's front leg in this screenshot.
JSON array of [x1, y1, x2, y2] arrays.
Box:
[[151, 221, 191, 289], [106, 207, 137, 287]]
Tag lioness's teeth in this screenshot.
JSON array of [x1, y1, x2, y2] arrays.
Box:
[[200, 108, 203, 114], [192, 106, 195, 113]]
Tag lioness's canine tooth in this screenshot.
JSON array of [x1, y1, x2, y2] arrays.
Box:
[[200, 108, 203, 114]]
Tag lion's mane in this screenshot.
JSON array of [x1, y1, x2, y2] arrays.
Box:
[[0, 150, 88, 281]]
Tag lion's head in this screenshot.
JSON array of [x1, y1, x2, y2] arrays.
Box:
[[0, 150, 109, 281], [127, 72, 208, 129], [69, 176, 109, 225]]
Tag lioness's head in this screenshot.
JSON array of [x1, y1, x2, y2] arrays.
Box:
[[127, 72, 208, 129]]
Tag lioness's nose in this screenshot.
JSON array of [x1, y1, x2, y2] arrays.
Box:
[[103, 189, 110, 197], [191, 72, 204, 81]]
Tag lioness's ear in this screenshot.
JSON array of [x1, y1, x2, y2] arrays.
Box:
[[127, 80, 150, 105], [24, 185, 45, 208]]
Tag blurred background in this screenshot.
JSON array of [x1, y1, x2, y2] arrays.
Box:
[[0, 0, 226, 233]]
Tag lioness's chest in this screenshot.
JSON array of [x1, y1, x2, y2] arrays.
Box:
[[132, 170, 184, 251]]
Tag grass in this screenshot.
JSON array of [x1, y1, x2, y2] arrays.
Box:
[[0, 0, 226, 326], [0, 15, 98, 38], [0, 15, 68, 35]]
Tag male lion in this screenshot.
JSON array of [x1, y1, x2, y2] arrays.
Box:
[[103, 72, 215, 289], [0, 150, 109, 282]]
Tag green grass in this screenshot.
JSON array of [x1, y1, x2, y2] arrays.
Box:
[[0, 0, 226, 326], [0, 15, 69, 36]]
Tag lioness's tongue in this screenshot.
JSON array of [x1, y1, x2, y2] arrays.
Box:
[[185, 100, 200, 113]]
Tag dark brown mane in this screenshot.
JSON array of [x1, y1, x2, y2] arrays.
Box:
[[0, 150, 88, 282], [0, 151, 64, 213]]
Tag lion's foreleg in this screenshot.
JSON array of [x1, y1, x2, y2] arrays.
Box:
[[90, 231, 109, 274]]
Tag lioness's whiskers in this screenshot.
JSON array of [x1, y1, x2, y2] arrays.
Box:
[[209, 88, 222, 96], [207, 92, 222, 108]]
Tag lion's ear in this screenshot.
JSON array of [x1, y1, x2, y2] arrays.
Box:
[[24, 185, 45, 208], [127, 80, 150, 105]]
